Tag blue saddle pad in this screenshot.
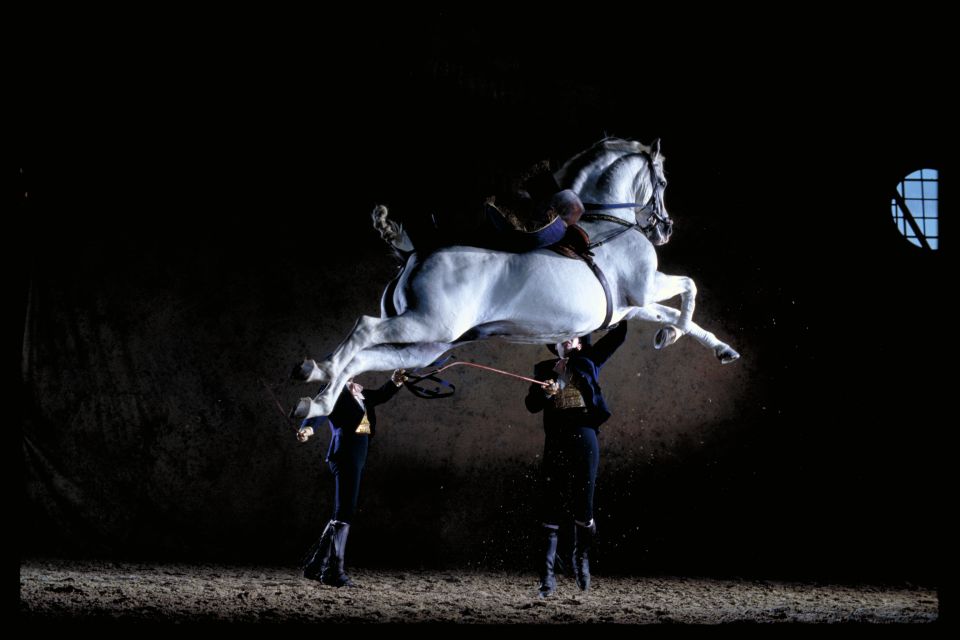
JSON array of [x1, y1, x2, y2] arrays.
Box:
[[483, 204, 567, 252]]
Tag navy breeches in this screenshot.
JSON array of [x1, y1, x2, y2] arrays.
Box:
[[326, 428, 369, 523], [541, 424, 600, 525], [543, 425, 600, 524]]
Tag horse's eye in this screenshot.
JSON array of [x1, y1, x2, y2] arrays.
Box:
[[659, 179, 667, 188]]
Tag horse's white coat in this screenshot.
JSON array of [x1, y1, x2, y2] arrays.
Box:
[[294, 138, 738, 419]]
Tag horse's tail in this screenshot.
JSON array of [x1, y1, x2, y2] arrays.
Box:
[[372, 205, 415, 258]]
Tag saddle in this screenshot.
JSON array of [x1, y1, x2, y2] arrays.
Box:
[[483, 189, 588, 254], [486, 192, 611, 330], [480, 164, 610, 324], [548, 224, 591, 259]]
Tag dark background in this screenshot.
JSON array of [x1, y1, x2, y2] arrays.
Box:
[[17, 16, 950, 584]]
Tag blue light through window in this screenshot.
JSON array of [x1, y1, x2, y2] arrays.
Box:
[[892, 169, 939, 250]]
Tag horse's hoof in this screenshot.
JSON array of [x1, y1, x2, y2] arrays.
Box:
[[654, 326, 680, 350], [291, 359, 322, 382], [716, 346, 740, 364], [290, 397, 316, 419]]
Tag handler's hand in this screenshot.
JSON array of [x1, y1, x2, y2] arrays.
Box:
[[391, 368, 408, 386], [543, 380, 560, 397], [297, 426, 314, 443]]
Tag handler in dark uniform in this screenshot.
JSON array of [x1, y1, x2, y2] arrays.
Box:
[[298, 369, 406, 587], [525, 322, 628, 597]]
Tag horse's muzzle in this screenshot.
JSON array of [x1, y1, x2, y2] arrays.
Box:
[[653, 219, 674, 245]]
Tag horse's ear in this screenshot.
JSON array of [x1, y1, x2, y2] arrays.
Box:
[[651, 138, 661, 157]]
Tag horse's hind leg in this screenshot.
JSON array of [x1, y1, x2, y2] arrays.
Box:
[[321, 313, 462, 378], [291, 342, 456, 419], [344, 342, 456, 377], [292, 312, 393, 383], [629, 303, 740, 363]]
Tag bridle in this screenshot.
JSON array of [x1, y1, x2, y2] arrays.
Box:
[[579, 152, 672, 249]]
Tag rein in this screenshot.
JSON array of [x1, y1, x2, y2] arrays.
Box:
[[404, 357, 551, 400]]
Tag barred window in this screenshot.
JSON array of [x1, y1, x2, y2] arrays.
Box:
[[892, 169, 939, 250]]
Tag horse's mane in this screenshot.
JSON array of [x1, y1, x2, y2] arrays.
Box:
[[554, 137, 653, 188], [597, 137, 650, 154]]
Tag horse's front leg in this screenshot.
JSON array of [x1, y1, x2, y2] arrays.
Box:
[[627, 304, 740, 363], [642, 272, 698, 348]]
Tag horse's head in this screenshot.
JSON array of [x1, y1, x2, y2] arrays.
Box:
[[556, 137, 674, 246], [641, 139, 673, 246]]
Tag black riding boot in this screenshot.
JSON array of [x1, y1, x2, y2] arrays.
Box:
[[573, 519, 596, 591], [537, 525, 559, 598], [320, 521, 354, 587], [302, 520, 334, 581]]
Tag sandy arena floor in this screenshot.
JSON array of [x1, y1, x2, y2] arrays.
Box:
[[20, 559, 938, 624]]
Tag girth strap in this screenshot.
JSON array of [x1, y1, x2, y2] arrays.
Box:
[[585, 256, 614, 331], [548, 243, 613, 331]]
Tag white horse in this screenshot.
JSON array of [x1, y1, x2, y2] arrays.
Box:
[[292, 138, 739, 419]]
